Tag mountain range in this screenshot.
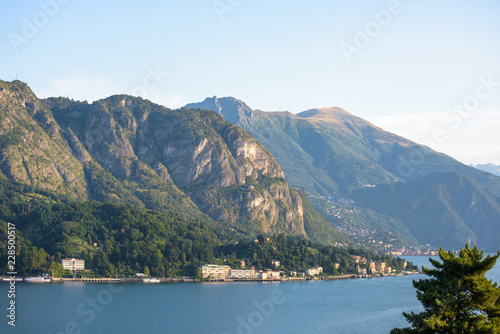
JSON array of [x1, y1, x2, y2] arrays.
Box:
[[186, 96, 500, 251], [0, 80, 347, 246], [1, 80, 499, 251], [472, 163, 500, 177]]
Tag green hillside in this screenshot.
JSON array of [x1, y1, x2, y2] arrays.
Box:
[[353, 172, 500, 251]]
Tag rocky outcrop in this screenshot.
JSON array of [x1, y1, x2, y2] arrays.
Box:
[[0, 81, 87, 199], [185, 96, 255, 125], [0, 80, 306, 238]]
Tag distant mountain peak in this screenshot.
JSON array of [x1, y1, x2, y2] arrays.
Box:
[[184, 96, 253, 124], [471, 163, 500, 177], [297, 107, 351, 119], [194, 96, 223, 113]]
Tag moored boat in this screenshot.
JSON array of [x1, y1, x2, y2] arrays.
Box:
[[143, 278, 160, 283], [24, 276, 52, 282]]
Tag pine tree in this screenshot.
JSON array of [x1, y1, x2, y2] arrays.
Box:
[[392, 244, 500, 333]]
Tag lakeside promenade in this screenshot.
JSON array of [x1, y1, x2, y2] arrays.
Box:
[[0, 271, 421, 284]]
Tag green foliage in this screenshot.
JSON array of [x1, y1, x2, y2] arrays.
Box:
[[0, 197, 408, 278], [48, 261, 64, 277], [217, 234, 412, 274], [0, 177, 231, 277], [0, 171, 348, 278], [296, 190, 353, 246], [392, 244, 500, 333]]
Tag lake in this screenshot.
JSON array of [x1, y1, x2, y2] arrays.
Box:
[[1, 256, 499, 334]]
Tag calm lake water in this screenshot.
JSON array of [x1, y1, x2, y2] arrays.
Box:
[[1, 256, 499, 334]]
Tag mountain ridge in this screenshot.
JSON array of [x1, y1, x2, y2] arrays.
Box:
[[472, 163, 500, 177], [0, 80, 352, 245], [185, 96, 500, 251]]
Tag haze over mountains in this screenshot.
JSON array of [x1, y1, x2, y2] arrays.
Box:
[[186, 96, 500, 251], [473, 163, 500, 177]]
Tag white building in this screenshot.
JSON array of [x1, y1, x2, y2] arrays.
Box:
[[230, 268, 255, 279], [61, 258, 85, 271], [201, 265, 231, 279], [256, 271, 268, 279], [267, 270, 282, 279], [306, 266, 323, 276]]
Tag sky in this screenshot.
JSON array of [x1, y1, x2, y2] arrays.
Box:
[[1, 0, 500, 164]]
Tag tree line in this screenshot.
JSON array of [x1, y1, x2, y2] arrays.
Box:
[[0, 201, 414, 278], [0, 177, 414, 278]]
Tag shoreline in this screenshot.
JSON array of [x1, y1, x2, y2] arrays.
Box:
[[0, 271, 422, 284]]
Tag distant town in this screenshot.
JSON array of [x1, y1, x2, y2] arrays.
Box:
[[199, 256, 419, 282], [309, 195, 444, 256]]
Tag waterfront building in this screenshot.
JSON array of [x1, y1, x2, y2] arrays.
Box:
[[306, 266, 323, 276], [267, 270, 282, 279], [201, 264, 231, 279], [256, 271, 268, 279], [61, 258, 85, 271], [375, 262, 386, 273], [230, 268, 255, 279]]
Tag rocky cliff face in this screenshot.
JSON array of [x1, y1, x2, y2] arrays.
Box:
[[0, 81, 88, 200], [0, 80, 306, 237]]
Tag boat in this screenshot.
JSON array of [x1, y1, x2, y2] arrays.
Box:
[[143, 278, 160, 283], [24, 276, 52, 282]]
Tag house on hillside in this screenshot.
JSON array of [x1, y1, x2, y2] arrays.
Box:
[[61, 258, 85, 271]]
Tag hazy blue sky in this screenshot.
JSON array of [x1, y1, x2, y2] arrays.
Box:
[[2, 0, 499, 164]]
